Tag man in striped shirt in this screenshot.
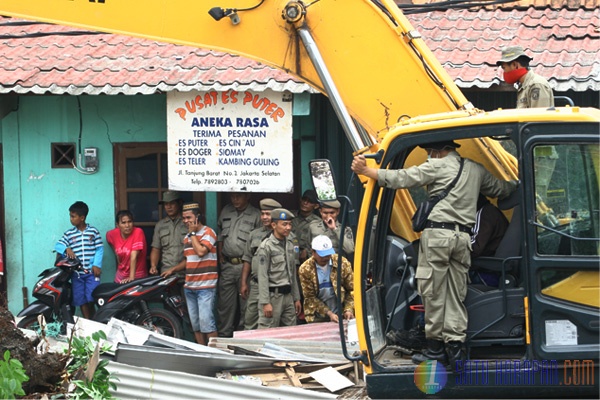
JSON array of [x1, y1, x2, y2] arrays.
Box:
[[55, 201, 104, 319], [163, 202, 218, 344]]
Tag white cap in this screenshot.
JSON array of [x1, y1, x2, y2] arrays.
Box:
[[311, 235, 335, 257]]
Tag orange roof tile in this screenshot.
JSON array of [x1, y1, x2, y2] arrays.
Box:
[[0, 17, 312, 95], [406, 4, 600, 91]]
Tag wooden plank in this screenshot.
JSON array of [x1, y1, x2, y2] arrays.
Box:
[[285, 367, 302, 387]]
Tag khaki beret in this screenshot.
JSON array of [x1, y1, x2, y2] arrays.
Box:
[[259, 198, 282, 210], [270, 208, 295, 221], [321, 200, 341, 209]]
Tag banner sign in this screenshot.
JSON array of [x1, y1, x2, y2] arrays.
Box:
[[167, 89, 293, 192]]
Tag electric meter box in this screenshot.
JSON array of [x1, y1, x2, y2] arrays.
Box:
[[84, 147, 98, 171]]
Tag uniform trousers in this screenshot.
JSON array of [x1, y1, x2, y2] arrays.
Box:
[[244, 280, 259, 330], [216, 262, 246, 337], [258, 292, 297, 329], [416, 228, 471, 343]]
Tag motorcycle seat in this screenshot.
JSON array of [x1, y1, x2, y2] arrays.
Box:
[[92, 276, 164, 298]]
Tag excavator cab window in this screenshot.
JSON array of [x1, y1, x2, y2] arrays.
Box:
[[533, 143, 600, 310], [533, 143, 600, 257]]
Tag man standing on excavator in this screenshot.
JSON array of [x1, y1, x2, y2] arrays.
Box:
[[497, 45, 554, 109], [352, 141, 517, 371], [497, 45, 556, 202]]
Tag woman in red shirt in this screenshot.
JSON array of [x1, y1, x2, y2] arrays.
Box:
[[106, 210, 148, 284]]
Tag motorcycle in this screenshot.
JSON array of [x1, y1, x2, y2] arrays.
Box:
[[17, 254, 184, 338]]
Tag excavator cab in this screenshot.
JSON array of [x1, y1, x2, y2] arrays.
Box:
[[316, 115, 600, 398]]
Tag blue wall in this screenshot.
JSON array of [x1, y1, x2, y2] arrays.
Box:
[[0, 92, 318, 315], [2, 94, 173, 314]]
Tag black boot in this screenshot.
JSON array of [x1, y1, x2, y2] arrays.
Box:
[[412, 339, 447, 365], [386, 324, 426, 351], [445, 341, 466, 372]]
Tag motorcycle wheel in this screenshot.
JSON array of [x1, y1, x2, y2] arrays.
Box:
[[17, 315, 42, 330], [135, 308, 183, 339]]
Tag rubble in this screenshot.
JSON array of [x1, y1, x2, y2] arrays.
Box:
[[12, 313, 366, 398]]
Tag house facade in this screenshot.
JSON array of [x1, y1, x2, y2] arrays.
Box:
[[0, 0, 598, 315]]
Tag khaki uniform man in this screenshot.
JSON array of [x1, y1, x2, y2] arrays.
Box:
[[309, 200, 354, 257], [216, 193, 261, 337], [352, 140, 517, 370], [149, 191, 188, 275], [291, 189, 321, 265], [240, 198, 281, 330], [497, 45, 556, 200], [254, 208, 301, 329], [496, 45, 554, 109]]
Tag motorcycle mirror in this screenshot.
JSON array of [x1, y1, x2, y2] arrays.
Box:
[[309, 159, 338, 202]]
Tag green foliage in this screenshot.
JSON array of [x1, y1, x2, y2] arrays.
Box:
[[65, 330, 118, 400], [0, 350, 30, 399]]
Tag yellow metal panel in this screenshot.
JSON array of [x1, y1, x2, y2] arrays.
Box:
[[541, 271, 600, 308], [0, 0, 468, 135]]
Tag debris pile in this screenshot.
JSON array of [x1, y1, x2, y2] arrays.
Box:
[[70, 318, 366, 398]]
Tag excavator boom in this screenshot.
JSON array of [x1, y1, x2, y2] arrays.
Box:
[[0, 0, 470, 139]]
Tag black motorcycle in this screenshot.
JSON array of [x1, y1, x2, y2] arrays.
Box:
[[17, 254, 184, 338]]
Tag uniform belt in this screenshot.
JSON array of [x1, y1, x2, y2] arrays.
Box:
[[224, 256, 243, 264], [426, 221, 471, 234], [269, 285, 291, 294]]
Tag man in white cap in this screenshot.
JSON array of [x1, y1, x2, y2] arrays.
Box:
[[298, 235, 354, 323], [309, 199, 354, 257], [496, 45, 554, 109]]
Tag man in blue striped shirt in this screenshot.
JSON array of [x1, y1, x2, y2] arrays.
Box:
[[55, 201, 104, 319]]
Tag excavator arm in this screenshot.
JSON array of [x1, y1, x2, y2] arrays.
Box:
[[0, 0, 471, 145]]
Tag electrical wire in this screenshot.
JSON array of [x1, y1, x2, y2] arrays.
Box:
[[0, 31, 105, 39], [398, 0, 519, 14], [72, 97, 98, 175], [236, 0, 266, 12]]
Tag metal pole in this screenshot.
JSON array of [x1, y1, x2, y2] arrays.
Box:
[[297, 27, 375, 152]]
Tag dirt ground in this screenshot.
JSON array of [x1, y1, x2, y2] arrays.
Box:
[[0, 307, 68, 397]]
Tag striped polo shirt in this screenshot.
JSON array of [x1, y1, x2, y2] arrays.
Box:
[[183, 225, 218, 290], [55, 224, 104, 270]]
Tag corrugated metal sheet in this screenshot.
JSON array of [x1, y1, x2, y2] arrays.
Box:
[[114, 343, 284, 376], [234, 321, 347, 342], [107, 361, 337, 399], [210, 337, 359, 363]]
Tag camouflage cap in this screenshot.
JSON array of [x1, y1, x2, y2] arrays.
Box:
[[270, 208, 295, 221], [496, 45, 532, 66]]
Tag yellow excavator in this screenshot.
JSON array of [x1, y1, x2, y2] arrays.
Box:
[[0, 0, 597, 397]]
